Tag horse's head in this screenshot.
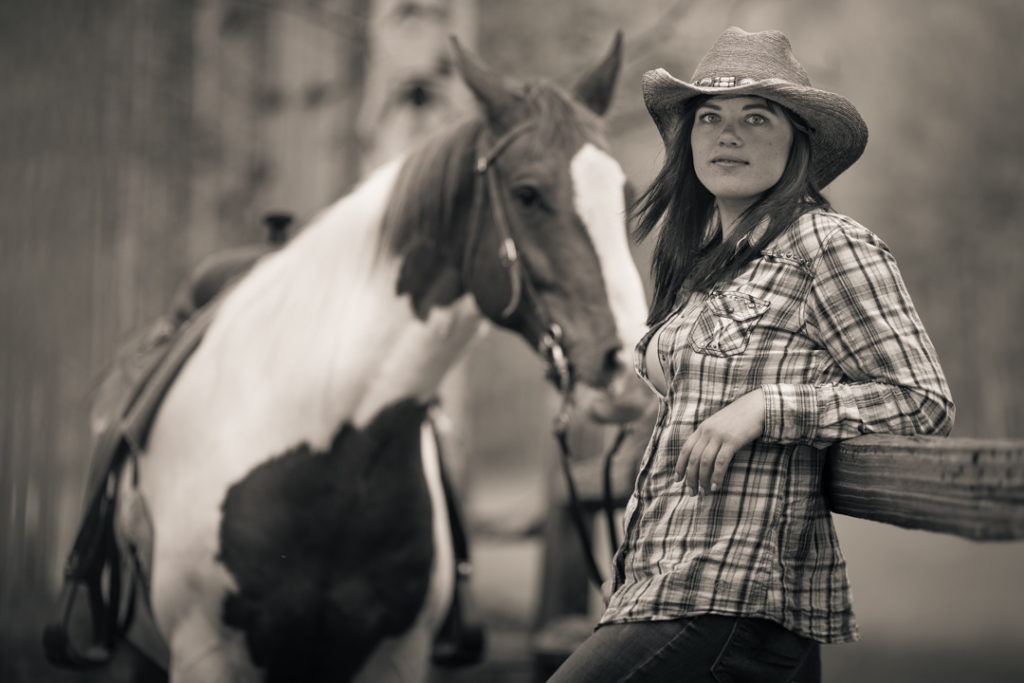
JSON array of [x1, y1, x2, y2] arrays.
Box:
[[452, 35, 650, 423]]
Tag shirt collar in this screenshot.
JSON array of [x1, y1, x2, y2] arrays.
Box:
[[705, 207, 771, 252]]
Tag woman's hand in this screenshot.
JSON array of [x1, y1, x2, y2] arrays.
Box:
[[675, 388, 765, 495]]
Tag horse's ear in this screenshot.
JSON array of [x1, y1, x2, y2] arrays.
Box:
[[572, 30, 623, 117], [449, 36, 522, 130]]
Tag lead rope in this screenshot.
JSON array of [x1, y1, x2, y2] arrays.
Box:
[[543, 327, 630, 601], [601, 425, 630, 555]]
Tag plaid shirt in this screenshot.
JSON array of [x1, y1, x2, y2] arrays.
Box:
[[602, 209, 954, 643]]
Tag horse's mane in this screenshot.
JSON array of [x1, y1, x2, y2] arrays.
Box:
[[379, 79, 606, 257], [379, 118, 483, 257]]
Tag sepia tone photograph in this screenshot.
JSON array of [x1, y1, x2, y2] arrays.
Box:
[[2, 0, 1022, 681]]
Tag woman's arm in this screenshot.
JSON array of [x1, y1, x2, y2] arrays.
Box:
[[761, 225, 955, 449]]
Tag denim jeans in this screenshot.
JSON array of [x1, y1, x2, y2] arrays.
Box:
[[547, 615, 820, 683]]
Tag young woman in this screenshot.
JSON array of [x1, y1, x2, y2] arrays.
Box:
[[549, 26, 954, 682]]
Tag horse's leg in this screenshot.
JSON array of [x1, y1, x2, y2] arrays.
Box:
[[166, 605, 260, 683], [353, 624, 435, 683], [354, 420, 456, 683], [139, 500, 258, 682]]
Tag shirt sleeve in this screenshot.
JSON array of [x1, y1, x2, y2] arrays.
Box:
[[760, 225, 955, 448]]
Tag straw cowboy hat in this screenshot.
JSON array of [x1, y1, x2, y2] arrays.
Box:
[[642, 26, 868, 189]]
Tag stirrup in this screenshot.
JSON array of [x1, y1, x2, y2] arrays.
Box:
[[43, 466, 135, 668]]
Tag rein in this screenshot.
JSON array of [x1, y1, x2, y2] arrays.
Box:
[[466, 121, 628, 597]]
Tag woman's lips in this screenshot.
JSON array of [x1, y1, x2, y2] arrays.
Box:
[[711, 157, 748, 166]]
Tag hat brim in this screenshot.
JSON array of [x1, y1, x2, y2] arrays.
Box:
[[642, 68, 868, 189]]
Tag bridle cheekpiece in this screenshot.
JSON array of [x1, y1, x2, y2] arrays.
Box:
[[467, 121, 575, 414]]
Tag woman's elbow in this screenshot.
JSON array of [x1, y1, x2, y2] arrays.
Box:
[[915, 394, 955, 436]]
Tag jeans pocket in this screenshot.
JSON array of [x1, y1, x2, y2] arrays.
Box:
[[710, 618, 815, 683]]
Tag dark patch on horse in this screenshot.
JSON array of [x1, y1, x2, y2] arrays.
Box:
[[384, 121, 479, 320], [218, 399, 434, 682], [396, 238, 464, 319]]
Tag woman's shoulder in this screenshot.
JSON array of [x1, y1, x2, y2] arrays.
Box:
[[766, 208, 885, 265]]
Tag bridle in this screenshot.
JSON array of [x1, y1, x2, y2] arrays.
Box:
[[463, 120, 629, 594], [462, 119, 573, 401]]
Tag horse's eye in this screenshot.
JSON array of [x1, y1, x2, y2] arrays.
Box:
[[513, 186, 540, 207]]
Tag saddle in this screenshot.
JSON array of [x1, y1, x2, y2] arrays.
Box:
[[43, 215, 484, 670]]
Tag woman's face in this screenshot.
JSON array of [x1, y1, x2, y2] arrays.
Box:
[[690, 96, 793, 213]]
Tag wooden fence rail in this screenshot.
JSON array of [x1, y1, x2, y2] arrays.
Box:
[[827, 435, 1024, 541]]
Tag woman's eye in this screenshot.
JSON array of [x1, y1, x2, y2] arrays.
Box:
[[698, 112, 720, 124], [513, 186, 540, 207], [745, 114, 768, 125]]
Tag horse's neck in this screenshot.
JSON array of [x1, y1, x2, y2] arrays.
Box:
[[195, 160, 485, 448]]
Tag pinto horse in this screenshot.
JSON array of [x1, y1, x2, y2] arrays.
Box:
[[115, 35, 649, 682]]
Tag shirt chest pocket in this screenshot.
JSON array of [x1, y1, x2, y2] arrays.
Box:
[[687, 291, 770, 358]]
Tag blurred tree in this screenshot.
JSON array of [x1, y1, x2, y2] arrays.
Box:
[[358, 0, 477, 173], [1, 0, 367, 679]]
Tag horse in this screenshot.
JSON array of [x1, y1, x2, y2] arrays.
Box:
[[113, 34, 650, 682]]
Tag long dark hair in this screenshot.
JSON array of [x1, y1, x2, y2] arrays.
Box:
[[633, 96, 830, 326]]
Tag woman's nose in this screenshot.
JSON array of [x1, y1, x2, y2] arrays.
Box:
[[718, 125, 741, 146]]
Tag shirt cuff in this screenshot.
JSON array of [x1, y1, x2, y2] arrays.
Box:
[[761, 383, 818, 444]]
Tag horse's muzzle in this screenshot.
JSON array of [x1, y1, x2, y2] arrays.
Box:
[[577, 358, 651, 424]]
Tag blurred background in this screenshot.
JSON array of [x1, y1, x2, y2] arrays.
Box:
[[2, 0, 1022, 681]]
